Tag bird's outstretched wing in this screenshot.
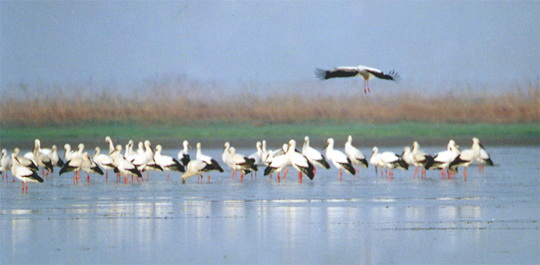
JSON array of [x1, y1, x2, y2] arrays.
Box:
[[315, 67, 359, 80], [366, 69, 400, 81]]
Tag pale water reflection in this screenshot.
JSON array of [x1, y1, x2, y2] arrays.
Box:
[[1, 146, 539, 264]]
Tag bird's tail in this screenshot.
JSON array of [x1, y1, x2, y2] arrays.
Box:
[[343, 159, 356, 175]]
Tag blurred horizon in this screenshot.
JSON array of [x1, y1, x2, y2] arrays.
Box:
[[1, 1, 539, 97]]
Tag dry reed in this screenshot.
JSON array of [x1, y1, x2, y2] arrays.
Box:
[[1, 80, 538, 126]]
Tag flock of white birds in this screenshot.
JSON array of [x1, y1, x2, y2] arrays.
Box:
[[1, 135, 494, 193], [0, 65, 498, 194]]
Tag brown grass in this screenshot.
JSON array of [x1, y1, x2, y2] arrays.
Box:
[[1, 80, 538, 126]]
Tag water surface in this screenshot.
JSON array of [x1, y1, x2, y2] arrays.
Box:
[[1, 146, 539, 264]]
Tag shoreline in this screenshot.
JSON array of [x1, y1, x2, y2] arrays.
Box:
[[1, 122, 538, 149]]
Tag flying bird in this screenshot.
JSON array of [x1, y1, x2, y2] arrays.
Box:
[[315, 65, 400, 93]]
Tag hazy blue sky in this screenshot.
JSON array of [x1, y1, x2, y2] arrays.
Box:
[[1, 1, 539, 93]]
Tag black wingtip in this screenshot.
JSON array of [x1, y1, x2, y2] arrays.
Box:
[[360, 159, 369, 168], [180, 154, 190, 167], [398, 158, 409, 170], [59, 164, 73, 175], [315, 68, 328, 80], [93, 165, 104, 175], [387, 70, 400, 82], [264, 166, 273, 176], [343, 159, 356, 175], [173, 158, 186, 173], [320, 155, 331, 169], [31, 171, 44, 183], [129, 168, 142, 178]]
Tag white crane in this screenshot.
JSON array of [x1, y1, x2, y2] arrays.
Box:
[[286, 140, 315, 183], [324, 138, 356, 181], [302, 136, 330, 174], [11, 154, 43, 193], [344, 135, 368, 174], [316, 65, 399, 93]]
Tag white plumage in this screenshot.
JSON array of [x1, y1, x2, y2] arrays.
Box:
[[316, 65, 400, 93], [264, 143, 291, 181], [302, 136, 330, 172], [92, 147, 115, 178], [182, 159, 213, 184], [11, 154, 43, 193], [344, 135, 368, 171], [286, 140, 315, 182], [426, 140, 461, 178], [410, 141, 433, 178], [196, 142, 224, 173], [325, 138, 355, 180], [154, 144, 185, 177]]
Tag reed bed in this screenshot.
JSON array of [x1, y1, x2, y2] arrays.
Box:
[[1, 80, 538, 126]]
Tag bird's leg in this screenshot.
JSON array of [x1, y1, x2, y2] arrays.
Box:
[[277, 172, 280, 183], [21, 182, 25, 193], [338, 169, 343, 182], [207, 175, 211, 183], [298, 172, 303, 183], [240, 172, 244, 182], [282, 170, 288, 180], [363, 79, 368, 94], [422, 168, 427, 179], [313, 166, 317, 176], [413, 166, 419, 178]]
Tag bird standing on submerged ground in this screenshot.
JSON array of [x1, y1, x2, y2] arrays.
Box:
[[302, 136, 330, 175], [11, 154, 44, 193], [182, 159, 214, 184], [344, 135, 369, 174], [324, 138, 356, 181], [315, 65, 400, 94]]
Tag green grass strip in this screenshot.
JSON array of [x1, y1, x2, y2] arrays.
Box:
[[1, 122, 538, 142]]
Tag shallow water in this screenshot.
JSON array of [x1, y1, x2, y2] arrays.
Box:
[[1, 146, 539, 264]]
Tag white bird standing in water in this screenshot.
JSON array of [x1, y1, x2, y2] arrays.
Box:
[[410, 141, 433, 179], [195, 142, 224, 181], [324, 138, 356, 181], [344, 135, 369, 174], [315, 65, 400, 93], [302, 136, 330, 174], [11, 154, 44, 193]]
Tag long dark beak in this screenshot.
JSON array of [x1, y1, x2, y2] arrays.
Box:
[[322, 143, 329, 151]]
